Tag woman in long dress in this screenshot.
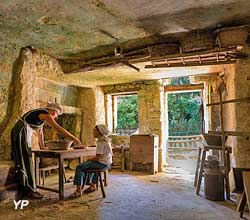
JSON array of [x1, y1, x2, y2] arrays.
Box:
[[11, 102, 81, 198]]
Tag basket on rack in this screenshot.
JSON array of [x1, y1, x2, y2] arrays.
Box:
[[215, 26, 249, 48], [148, 43, 180, 57], [180, 30, 215, 53]]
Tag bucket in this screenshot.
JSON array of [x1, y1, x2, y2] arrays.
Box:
[[204, 168, 224, 201]]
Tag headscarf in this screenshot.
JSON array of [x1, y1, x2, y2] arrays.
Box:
[[46, 102, 63, 115], [96, 124, 111, 143]]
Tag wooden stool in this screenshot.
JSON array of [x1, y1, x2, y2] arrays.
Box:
[[39, 165, 67, 185], [194, 144, 232, 199], [233, 168, 250, 218], [81, 169, 108, 198]]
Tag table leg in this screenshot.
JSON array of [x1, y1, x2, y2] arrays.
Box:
[[224, 153, 230, 200], [196, 149, 206, 195], [59, 155, 64, 200], [79, 156, 83, 164], [35, 155, 40, 186], [194, 146, 202, 187], [237, 191, 246, 218]]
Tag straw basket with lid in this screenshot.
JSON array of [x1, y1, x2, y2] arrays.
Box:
[[180, 30, 215, 53], [215, 25, 250, 48]]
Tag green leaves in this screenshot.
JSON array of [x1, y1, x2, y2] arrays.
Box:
[[117, 95, 138, 129], [168, 87, 202, 135]]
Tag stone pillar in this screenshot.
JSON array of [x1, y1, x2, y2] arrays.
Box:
[[78, 86, 105, 146], [105, 94, 113, 132], [138, 81, 166, 171], [226, 47, 250, 168]]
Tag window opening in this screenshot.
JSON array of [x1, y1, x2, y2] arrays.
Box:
[[115, 94, 138, 135]]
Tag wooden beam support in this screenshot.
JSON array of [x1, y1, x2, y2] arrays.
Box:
[[61, 47, 240, 74], [164, 83, 204, 92], [207, 97, 250, 106], [208, 130, 250, 137]]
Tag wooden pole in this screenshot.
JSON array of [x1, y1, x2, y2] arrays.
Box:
[[219, 90, 230, 199], [219, 91, 226, 165]]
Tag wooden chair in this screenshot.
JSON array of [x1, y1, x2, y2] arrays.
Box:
[[81, 169, 108, 198]]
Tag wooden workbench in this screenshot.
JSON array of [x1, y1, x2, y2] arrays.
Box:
[[33, 147, 96, 200]]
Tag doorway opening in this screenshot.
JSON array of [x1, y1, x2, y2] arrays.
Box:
[[166, 76, 203, 173]]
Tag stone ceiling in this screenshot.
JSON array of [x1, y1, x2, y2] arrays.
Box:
[[1, 0, 250, 86]]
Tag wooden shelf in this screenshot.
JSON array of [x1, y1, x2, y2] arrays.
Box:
[[208, 130, 250, 138], [207, 97, 250, 106]]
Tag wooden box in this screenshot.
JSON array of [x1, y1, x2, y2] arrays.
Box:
[[129, 134, 158, 174]]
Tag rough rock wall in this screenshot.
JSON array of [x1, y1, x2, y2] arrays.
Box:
[[0, 48, 37, 159], [225, 49, 250, 168], [210, 54, 250, 168], [0, 48, 81, 160], [209, 80, 221, 131], [0, 61, 13, 123], [0, 44, 19, 125]]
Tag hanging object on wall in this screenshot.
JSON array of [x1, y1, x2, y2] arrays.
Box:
[[98, 29, 140, 72], [216, 72, 228, 97]]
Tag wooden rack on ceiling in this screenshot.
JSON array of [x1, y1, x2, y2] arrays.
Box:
[[145, 49, 239, 68]]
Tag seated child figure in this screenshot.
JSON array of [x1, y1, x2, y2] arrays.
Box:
[[70, 124, 112, 198]]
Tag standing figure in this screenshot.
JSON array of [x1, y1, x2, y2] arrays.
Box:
[[70, 124, 113, 198], [11, 102, 81, 198]]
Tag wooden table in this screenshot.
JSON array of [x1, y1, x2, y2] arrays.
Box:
[[33, 148, 96, 200]]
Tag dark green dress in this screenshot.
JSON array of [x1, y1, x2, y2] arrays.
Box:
[[11, 108, 49, 192]]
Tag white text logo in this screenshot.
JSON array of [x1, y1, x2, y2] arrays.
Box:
[[13, 200, 29, 209]]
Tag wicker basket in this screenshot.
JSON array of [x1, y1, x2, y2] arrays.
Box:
[[149, 43, 180, 57], [46, 140, 73, 150], [181, 30, 215, 52], [215, 26, 249, 47]]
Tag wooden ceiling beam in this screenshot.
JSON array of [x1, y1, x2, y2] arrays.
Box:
[[164, 83, 204, 92]]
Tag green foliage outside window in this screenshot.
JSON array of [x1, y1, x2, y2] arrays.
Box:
[[117, 95, 138, 129], [168, 77, 202, 136], [115, 76, 202, 136]]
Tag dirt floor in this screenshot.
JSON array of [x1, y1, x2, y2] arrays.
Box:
[[0, 167, 247, 220]]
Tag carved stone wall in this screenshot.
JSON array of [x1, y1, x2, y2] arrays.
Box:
[[0, 48, 81, 159], [224, 48, 250, 168]]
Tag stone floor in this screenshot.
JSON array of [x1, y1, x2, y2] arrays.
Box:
[[0, 167, 247, 220]]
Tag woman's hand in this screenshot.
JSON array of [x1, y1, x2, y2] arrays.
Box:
[[77, 144, 88, 149], [73, 137, 81, 146], [40, 144, 48, 150]]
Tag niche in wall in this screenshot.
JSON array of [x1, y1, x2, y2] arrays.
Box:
[[43, 113, 79, 141]]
